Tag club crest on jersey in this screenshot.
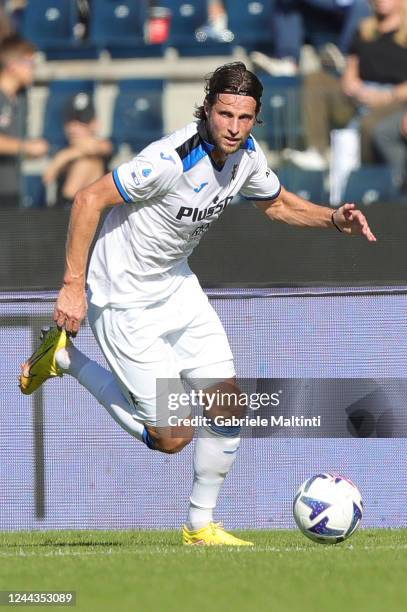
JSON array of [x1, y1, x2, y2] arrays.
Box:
[[176, 195, 234, 222], [130, 161, 154, 185]]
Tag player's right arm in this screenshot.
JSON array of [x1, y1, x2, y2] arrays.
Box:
[[55, 142, 182, 334], [53, 172, 124, 335]]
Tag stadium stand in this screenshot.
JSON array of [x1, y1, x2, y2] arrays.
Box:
[[277, 164, 327, 204], [89, 0, 164, 58], [161, 0, 207, 41], [22, 174, 46, 209], [21, 0, 97, 59], [253, 75, 303, 151], [42, 79, 95, 149], [161, 0, 232, 56], [303, 4, 342, 51], [5, 1, 404, 206], [111, 79, 164, 153], [343, 165, 398, 205], [224, 0, 275, 53]]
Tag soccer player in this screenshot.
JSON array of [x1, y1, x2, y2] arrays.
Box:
[[19, 62, 376, 545]]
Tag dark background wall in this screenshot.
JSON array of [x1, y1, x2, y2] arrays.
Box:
[[1, 203, 406, 290]]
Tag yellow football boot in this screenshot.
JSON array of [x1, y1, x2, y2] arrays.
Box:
[[183, 522, 254, 546], [19, 327, 71, 395]]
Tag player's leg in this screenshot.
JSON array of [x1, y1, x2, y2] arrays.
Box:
[[55, 340, 148, 443], [58, 340, 193, 453], [169, 276, 252, 545], [182, 370, 252, 545], [186, 373, 241, 531], [19, 304, 193, 452], [20, 326, 149, 443], [84, 300, 194, 453], [59, 338, 194, 453], [142, 422, 193, 454]]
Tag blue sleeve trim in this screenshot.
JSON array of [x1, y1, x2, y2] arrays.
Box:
[[142, 427, 155, 450], [241, 184, 281, 201], [112, 168, 132, 203]]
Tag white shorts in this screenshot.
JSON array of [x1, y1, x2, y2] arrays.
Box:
[[87, 274, 235, 426]]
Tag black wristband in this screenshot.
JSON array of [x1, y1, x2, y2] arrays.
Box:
[[331, 211, 343, 233]]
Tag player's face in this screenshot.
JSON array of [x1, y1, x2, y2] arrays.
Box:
[[205, 94, 257, 162]]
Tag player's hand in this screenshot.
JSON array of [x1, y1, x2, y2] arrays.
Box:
[[333, 203, 377, 242], [53, 282, 88, 336]]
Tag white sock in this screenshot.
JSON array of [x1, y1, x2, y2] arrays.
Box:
[[56, 346, 145, 442], [56, 344, 88, 377], [187, 427, 240, 530]]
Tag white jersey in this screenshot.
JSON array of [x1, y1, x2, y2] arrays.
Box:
[[88, 121, 281, 308]]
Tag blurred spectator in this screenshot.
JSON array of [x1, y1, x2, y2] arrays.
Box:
[[0, 4, 15, 41], [43, 92, 112, 207], [0, 33, 48, 208], [372, 106, 407, 196], [251, 0, 371, 76], [195, 0, 233, 43], [3, 1, 26, 33], [283, 0, 407, 170], [74, 0, 91, 41]]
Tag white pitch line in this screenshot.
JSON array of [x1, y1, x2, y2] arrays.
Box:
[[0, 543, 405, 557], [243, 544, 407, 553]]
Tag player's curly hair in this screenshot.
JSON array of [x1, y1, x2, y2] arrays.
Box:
[[194, 62, 263, 122]]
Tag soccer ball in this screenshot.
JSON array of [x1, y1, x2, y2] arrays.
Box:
[[293, 473, 363, 544]]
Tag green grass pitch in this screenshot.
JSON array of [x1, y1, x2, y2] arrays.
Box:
[[0, 529, 405, 611]]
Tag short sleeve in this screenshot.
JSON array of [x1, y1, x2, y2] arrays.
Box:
[[112, 143, 183, 203], [239, 146, 281, 201]]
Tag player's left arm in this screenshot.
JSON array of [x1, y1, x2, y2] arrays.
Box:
[[256, 187, 377, 242]]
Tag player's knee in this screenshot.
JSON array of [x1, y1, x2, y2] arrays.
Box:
[[205, 379, 245, 419], [155, 436, 191, 455]]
